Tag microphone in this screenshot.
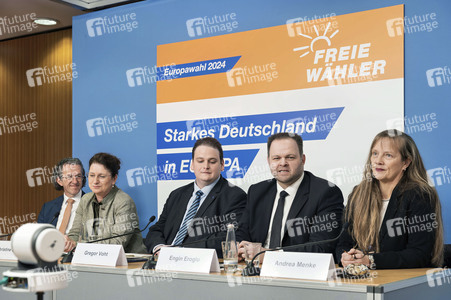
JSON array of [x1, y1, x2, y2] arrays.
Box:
[[142, 231, 224, 270], [0, 233, 13, 239], [50, 212, 60, 225], [61, 215, 156, 263], [242, 222, 349, 276]]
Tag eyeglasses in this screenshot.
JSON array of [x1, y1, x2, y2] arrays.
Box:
[[61, 174, 84, 181], [88, 174, 112, 181]]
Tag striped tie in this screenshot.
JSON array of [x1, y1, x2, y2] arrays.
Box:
[[173, 190, 203, 246]]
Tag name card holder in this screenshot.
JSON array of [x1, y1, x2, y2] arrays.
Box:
[[71, 243, 127, 267], [156, 247, 220, 274], [0, 241, 18, 260], [260, 251, 336, 281]]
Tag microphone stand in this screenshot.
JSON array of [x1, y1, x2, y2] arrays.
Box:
[[0, 233, 13, 239], [242, 223, 349, 276], [61, 216, 156, 263]]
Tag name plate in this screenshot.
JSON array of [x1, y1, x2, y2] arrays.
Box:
[[156, 247, 220, 274], [260, 251, 335, 281], [0, 241, 18, 260], [71, 243, 127, 267]]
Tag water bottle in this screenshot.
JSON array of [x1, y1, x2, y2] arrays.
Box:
[[223, 223, 238, 272]]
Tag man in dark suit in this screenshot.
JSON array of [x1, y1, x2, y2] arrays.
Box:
[[237, 133, 344, 258], [38, 158, 86, 234], [145, 137, 246, 256]]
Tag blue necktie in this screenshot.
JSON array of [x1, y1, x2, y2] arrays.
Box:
[[173, 190, 204, 246]]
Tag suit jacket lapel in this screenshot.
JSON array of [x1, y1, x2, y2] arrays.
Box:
[[379, 186, 401, 242], [249, 180, 278, 243], [286, 172, 310, 221], [173, 184, 195, 229], [195, 177, 223, 217]]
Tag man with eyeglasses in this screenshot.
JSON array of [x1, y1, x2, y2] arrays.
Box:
[[38, 158, 86, 234]]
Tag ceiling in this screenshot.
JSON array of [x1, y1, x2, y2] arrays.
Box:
[[0, 0, 143, 41]]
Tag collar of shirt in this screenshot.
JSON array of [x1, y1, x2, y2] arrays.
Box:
[[89, 185, 119, 205], [63, 190, 82, 204], [193, 176, 221, 206], [276, 172, 304, 197], [264, 173, 305, 248], [57, 190, 83, 234]]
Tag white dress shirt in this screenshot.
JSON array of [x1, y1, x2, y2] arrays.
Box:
[[264, 173, 304, 248], [56, 190, 82, 234]]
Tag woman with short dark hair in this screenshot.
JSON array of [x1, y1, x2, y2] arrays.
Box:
[[65, 152, 146, 253]]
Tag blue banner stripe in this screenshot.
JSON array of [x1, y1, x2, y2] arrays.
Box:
[[156, 149, 258, 180], [157, 107, 344, 149], [156, 56, 241, 80]]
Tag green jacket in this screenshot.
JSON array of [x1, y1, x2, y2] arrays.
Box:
[[68, 186, 146, 253]]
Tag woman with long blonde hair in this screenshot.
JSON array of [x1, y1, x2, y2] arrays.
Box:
[[337, 130, 443, 269]]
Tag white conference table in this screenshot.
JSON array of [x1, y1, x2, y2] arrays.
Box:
[[1, 260, 450, 300]]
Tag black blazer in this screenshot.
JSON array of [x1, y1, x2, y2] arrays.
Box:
[[236, 171, 344, 254], [336, 186, 437, 269], [145, 176, 247, 256]]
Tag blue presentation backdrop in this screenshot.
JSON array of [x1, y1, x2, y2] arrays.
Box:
[[73, 0, 451, 241]]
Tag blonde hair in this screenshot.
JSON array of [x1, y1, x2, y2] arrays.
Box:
[[345, 129, 444, 267]]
